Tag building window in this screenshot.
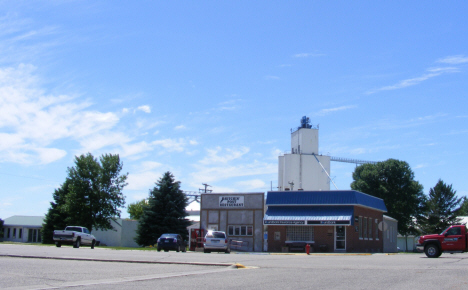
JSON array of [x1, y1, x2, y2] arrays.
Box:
[[19, 229, 23, 239], [7, 228, 10, 238], [228, 225, 253, 236], [375, 219, 379, 240], [368, 218, 372, 240], [286, 226, 314, 242], [358, 216, 363, 239], [13, 228, 16, 238], [364, 218, 368, 239]]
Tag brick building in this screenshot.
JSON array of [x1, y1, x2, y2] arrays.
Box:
[[264, 190, 391, 253]]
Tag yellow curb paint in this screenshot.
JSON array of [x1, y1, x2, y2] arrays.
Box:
[[235, 263, 247, 269]]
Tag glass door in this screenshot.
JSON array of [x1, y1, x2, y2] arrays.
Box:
[[335, 226, 346, 250]]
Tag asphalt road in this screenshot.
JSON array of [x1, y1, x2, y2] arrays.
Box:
[[2, 244, 468, 289]]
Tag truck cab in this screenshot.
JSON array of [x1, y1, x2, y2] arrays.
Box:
[[416, 225, 468, 258]]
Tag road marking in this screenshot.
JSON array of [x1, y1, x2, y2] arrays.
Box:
[[7, 266, 239, 290]]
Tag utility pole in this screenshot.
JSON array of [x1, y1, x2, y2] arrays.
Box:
[[199, 183, 212, 193]]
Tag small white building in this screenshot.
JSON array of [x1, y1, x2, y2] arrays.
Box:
[[92, 219, 139, 247], [2, 216, 44, 243]]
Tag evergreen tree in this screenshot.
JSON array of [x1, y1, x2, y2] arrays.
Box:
[[455, 197, 468, 216], [42, 179, 70, 243], [351, 159, 426, 236], [135, 172, 190, 246], [419, 179, 463, 234]]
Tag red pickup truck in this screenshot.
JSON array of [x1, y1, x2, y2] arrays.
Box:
[[416, 225, 468, 258]]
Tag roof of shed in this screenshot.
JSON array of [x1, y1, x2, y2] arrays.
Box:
[[266, 190, 387, 212], [3, 215, 44, 227]]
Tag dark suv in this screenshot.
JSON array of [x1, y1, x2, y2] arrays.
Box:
[[156, 233, 187, 252]]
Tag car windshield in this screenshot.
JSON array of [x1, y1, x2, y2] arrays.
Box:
[[212, 232, 225, 239], [161, 234, 177, 238], [440, 227, 452, 235], [66, 227, 83, 232]]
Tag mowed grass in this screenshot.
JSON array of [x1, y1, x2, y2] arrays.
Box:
[[0, 241, 184, 251]]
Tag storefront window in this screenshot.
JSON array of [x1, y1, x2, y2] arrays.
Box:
[[368, 218, 373, 240], [228, 225, 253, 236], [286, 226, 314, 242]]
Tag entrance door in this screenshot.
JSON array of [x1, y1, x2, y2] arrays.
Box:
[[335, 226, 346, 250]]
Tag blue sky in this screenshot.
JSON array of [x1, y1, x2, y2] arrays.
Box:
[[1, 1, 467, 219]]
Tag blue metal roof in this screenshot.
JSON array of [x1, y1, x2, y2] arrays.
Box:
[[264, 206, 353, 221], [266, 190, 387, 212]]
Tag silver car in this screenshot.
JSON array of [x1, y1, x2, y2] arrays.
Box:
[[203, 231, 230, 253]]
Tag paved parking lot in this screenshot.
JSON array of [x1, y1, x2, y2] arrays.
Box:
[[2, 244, 468, 289]]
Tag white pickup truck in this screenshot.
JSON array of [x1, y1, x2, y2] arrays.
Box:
[[53, 226, 96, 249]]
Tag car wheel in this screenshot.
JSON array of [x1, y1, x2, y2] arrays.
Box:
[[157, 247, 161, 252], [425, 244, 440, 258], [176, 245, 180, 252], [56, 243, 61, 247], [225, 249, 230, 254], [204, 249, 210, 253], [182, 246, 186, 252], [164, 249, 169, 252], [73, 239, 80, 248], [91, 240, 95, 249]]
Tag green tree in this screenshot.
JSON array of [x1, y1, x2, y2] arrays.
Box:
[[127, 199, 148, 220], [42, 153, 128, 242], [351, 159, 426, 236], [419, 180, 463, 234], [63, 153, 128, 232], [455, 197, 468, 216], [135, 172, 191, 246], [42, 179, 71, 244]]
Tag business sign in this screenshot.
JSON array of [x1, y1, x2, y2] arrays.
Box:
[[307, 220, 351, 225], [264, 220, 305, 225], [219, 196, 244, 207]]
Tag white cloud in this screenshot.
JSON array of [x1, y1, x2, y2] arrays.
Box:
[[414, 163, 429, 169], [175, 125, 186, 130], [264, 75, 280, 80], [0, 64, 156, 164], [126, 170, 162, 191], [236, 179, 266, 189], [34, 147, 67, 164], [292, 52, 325, 58], [437, 55, 468, 64], [199, 146, 250, 165], [315, 105, 357, 116], [152, 138, 194, 152], [369, 61, 461, 94], [136, 105, 151, 113], [191, 161, 277, 184]]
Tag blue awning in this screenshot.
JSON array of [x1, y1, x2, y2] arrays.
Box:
[[263, 206, 354, 226]]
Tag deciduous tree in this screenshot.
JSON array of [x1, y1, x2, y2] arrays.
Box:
[[42, 153, 128, 243], [127, 199, 148, 220], [351, 159, 426, 236]]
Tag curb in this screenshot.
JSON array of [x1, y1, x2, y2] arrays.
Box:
[[1, 254, 236, 267]]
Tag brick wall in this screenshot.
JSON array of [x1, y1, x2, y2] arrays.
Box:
[[266, 206, 385, 253]]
